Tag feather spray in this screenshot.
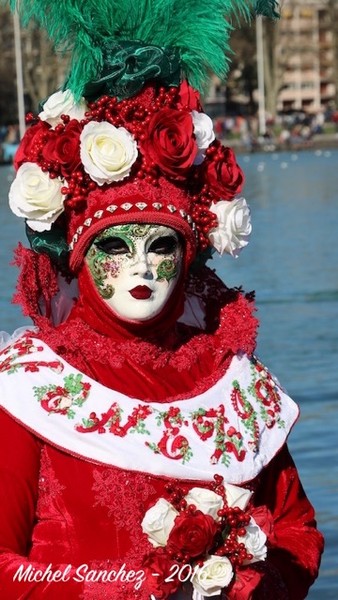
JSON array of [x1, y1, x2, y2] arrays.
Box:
[[7, 0, 279, 98]]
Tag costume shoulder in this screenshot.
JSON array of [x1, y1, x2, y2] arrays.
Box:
[[0, 330, 299, 485], [181, 265, 258, 356]]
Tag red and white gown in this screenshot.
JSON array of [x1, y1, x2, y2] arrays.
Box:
[[0, 267, 324, 599]]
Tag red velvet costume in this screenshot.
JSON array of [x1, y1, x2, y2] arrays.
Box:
[[0, 266, 323, 599], [0, 5, 324, 594]]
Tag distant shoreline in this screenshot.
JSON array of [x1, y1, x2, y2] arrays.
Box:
[[226, 133, 338, 154], [1, 134, 338, 166]]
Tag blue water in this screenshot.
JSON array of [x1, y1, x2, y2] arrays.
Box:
[[1, 149, 338, 597]]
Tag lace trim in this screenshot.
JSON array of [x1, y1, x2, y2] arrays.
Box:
[[30, 446, 78, 561], [88, 469, 158, 600], [92, 468, 156, 525], [37, 269, 258, 401], [37, 446, 66, 512]]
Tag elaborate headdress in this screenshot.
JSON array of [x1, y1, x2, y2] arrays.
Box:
[[7, 0, 279, 320]]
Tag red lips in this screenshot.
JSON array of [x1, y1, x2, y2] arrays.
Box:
[[129, 286, 152, 299]]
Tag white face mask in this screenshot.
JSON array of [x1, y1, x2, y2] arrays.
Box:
[[85, 224, 184, 322]]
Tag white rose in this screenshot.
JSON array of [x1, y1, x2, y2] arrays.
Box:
[[9, 162, 66, 232], [208, 197, 252, 257], [238, 517, 267, 564], [223, 482, 253, 511], [184, 487, 223, 521], [192, 110, 215, 165], [141, 498, 178, 547], [191, 555, 233, 597], [39, 90, 88, 128], [80, 121, 138, 185]]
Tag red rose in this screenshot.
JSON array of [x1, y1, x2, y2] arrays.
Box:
[[143, 549, 180, 598], [14, 121, 51, 170], [167, 511, 218, 559], [42, 119, 82, 178], [142, 108, 198, 179], [176, 80, 202, 111], [204, 143, 244, 200]]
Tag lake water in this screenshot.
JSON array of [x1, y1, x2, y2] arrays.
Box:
[[1, 149, 338, 597]]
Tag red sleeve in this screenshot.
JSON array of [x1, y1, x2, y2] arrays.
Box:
[[225, 444, 324, 600], [0, 409, 117, 599]]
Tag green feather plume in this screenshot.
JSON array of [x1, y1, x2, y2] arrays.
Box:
[[8, 0, 279, 99], [255, 1, 279, 18]]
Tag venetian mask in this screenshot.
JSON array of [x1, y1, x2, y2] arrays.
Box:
[[85, 223, 184, 321]]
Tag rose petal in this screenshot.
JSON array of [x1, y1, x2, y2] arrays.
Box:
[[208, 198, 252, 257]]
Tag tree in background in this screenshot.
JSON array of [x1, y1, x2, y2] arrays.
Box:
[[1, 2, 337, 127], [20, 22, 67, 112], [0, 6, 18, 125], [0, 6, 67, 124], [226, 23, 258, 115], [262, 15, 284, 118], [227, 14, 284, 119]]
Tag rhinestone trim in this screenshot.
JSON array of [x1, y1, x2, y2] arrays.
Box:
[[70, 202, 196, 248], [121, 202, 133, 211]]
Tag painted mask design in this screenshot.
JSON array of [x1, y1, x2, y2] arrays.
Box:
[[86, 223, 183, 321]]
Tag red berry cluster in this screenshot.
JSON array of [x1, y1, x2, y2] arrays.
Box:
[[18, 82, 244, 254], [190, 189, 219, 251], [164, 473, 253, 569], [211, 474, 252, 567]]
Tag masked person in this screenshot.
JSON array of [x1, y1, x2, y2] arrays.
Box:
[[0, 1, 323, 599]]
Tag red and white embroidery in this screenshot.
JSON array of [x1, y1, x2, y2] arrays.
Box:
[[77, 402, 152, 435], [192, 405, 246, 465], [249, 357, 285, 429], [34, 373, 91, 417], [0, 335, 63, 375], [0, 335, 299, 484]]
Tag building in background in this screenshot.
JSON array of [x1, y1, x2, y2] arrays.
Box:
[[0, 2, 337, 129], [206, 0, 337, 122], [276, 0, 336, 113]]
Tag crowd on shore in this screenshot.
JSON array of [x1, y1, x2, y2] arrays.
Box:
[[213, 108, 338, 153], [1, 109, 338, 164]]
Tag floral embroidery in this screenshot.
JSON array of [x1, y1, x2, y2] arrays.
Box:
[[146, 406, 193, 463], [34, 373, 91, 417], [77, 403, 152, 435], [92, 468, 156, 526], [248, 358, 285, 430], [37, 446, 66, 512], [0, 335, 63, 375], [30, 446, 79, 563], [1, 335, 290, 478], [42, 372, 285, 467], [146, 436, 193, 464], [91, 469, 156, 600], [191, 404, 246, 464], [231, 384, 260, 453]]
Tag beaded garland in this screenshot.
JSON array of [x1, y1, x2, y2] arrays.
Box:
[[15, 81, 244, 269], [163, 475, 253, 566]]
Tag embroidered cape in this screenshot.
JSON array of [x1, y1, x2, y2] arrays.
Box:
[[0, 333, 298, 484]]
